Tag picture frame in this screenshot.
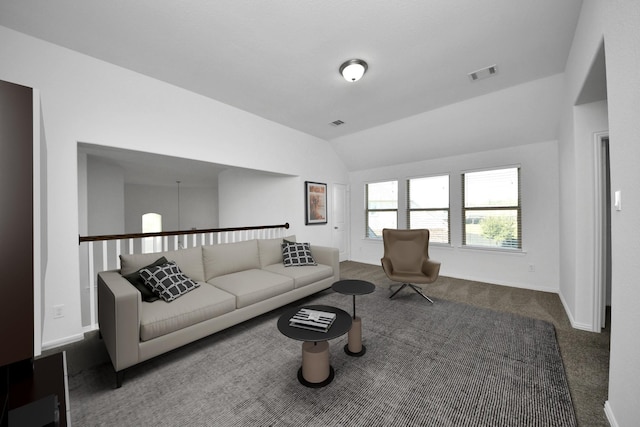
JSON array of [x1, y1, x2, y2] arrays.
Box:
[[305, 181, 327, 225]]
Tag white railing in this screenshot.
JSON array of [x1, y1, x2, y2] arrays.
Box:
[[78, 223, 290, 332]]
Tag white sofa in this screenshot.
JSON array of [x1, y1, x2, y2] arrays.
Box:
[[97, 235, 339, 387]]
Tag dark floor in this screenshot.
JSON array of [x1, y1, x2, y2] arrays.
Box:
[[46, 260, 611, 427]]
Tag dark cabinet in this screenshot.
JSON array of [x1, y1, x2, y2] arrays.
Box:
[[0, 79, 34, 367], [7, 352, 68, 426]]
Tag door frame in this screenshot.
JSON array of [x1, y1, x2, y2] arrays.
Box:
[[593, 131, 610, 331], [331, 183, 350, 261]]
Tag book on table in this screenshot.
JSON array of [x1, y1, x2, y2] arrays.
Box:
[[289, 308, 337, 332]]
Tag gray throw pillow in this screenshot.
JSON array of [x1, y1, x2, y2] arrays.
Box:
[[122, 256, 168, 302]]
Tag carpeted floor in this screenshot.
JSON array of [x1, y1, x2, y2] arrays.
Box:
[[61, 261, 605, 426], [339, 261, 611, 426]]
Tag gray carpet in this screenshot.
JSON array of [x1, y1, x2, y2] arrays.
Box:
[[69, 286, 576, 426]]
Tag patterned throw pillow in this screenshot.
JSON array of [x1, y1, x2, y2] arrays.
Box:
[[139, 261, 200, 302], [281, 242, 317, 267], [122, 256, 168, 302]]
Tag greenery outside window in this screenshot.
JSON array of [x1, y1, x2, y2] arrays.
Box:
[[365, 180, 397, 238], [462, 167, 521, 249], [407, 175, 450, 243]]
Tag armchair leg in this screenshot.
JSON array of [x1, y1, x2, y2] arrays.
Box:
[[389, 283, 408, 299], [389, 283, 434, 303], [408, 284, 434, 304]]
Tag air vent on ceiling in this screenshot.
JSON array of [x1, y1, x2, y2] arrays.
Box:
[[330, 119, 345, 127], [468, 64, 498, 82]]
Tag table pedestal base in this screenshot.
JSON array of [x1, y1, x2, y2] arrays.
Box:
[[300, 341, 334, 388], [345, 316, 366, 357]]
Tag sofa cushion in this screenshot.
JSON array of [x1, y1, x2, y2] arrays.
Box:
[[122, 256, 168, 302], [209, 269, 294, 309], [140, 262, 200, 302], [120, 246, 205, 282], [140, 284, 236, 341], [257, 235, 296, 268], [262, 263, 333, 288], [257, 237, 284, 268], [282, 242, 317, 266], [202, 240, 260, 280]]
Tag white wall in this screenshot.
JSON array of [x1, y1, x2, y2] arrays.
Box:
[[558, 99, 609, 331], [125, 184, 218, 234], [218, 169, 296, 227], [571, 100, 609, 330], [0, 25, 348, 348], [87, 156, 124, 235], [350, 141, 560, 292], [218, 169, 336, 246], [331, 73, 564, 171], [560, 1, 640, 425]]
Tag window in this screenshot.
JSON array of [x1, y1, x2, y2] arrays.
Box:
[[407, 175, 450, 243], [462, 167, 521, 249], [365, 181, 397, 238], [142, 213, 162, 254]]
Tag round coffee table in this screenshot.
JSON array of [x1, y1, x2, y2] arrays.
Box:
[[277, 305, 352, 388], [331, 280, 376, 357]]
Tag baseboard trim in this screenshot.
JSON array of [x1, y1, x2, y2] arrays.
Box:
[[441, 272, 559, 294], [42, 332, 85, 351], [558, 292, 594, 331], [345, 259, 559, 294], [604, 401, 618, 427], [346, 259, 595, 331]]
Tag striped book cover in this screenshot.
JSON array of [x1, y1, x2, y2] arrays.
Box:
[[289, 308, 337, 332]]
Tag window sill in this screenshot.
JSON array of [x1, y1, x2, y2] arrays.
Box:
[[458, 245, 527, 255], [430, 242, 453, 248]]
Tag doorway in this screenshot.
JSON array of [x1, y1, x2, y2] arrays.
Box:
[[594, 133, 611, 330], [332, 183, 349, 261]]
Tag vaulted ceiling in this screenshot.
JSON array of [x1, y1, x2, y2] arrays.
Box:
[[1, 0, 585, 182], [0, 0, 583, 141]]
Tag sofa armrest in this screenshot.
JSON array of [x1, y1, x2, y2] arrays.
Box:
[[97, 270, 141, 372], [310, 245, 340, 281]]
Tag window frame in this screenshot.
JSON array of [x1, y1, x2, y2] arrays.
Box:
[[462, 166, 522, 250], [406, 174, 450, 244], [364, 180, 398, 239]]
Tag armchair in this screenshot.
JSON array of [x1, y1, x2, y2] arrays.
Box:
[[380, 228, 441, 303]]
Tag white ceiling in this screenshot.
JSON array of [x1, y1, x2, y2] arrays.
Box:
[[78, 143, 228, 187], [2, 1, 585, 183], [0, 0, 583, 142], [78, 143, 292, 187]]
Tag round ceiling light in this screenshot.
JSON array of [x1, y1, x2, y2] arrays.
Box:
[[339, 59, 368, 82]]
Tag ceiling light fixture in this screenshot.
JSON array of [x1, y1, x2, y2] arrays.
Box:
[[339, 59, 368, 82]]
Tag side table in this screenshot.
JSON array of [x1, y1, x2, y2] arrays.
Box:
[[277, 305, 352, 388], [332, 279, 376, 357]]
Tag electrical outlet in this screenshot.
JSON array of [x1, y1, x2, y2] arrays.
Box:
[[53, 304, 64, 318], [528, 264, 535, 273]]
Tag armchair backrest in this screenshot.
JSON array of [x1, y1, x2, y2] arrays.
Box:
[[382, 228, 430, 272]]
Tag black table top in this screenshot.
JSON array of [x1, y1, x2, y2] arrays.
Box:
[[332, 279, 376, 296], [278, 305, 352, 342]]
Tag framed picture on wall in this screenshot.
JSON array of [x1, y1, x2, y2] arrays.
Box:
[[305, 181, 327, 225]]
